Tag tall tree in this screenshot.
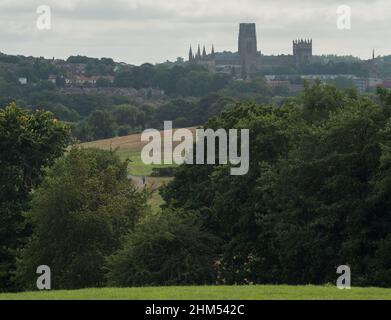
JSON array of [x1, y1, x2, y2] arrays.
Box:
[[15, 148, 148, 290], [0, 103, 70, 291]]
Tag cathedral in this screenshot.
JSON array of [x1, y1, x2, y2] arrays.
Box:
[[188, 23, 313, 78]]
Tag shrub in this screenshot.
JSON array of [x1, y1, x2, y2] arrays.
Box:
[[106, 208, 220, 286]]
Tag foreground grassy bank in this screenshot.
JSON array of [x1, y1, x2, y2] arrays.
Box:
[[1, 285, 391, 300]]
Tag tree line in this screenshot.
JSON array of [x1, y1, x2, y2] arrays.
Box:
[[161, 83, 391, 287]]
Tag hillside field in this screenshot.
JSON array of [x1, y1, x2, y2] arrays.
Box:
[[1, 285, 391, 300], [81, 127, 197, 176], [81, 128, 197, 211]]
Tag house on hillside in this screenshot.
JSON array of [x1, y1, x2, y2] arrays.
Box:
[[67, 75, 114, 87]]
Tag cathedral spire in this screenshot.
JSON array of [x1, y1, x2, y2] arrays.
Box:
[[373, 48, 375, 60], [202, 45, 207, 57], [211, 44, 215, 57], [189, 45, 194, 61], [197, 44, 201, 60]]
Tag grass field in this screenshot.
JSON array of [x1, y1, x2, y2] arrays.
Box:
[[81, 129, 197, 212], [81, 127, 197, 176], [1, 285, 391, 300]]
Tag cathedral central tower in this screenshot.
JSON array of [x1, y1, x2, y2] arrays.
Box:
[[238, 23, 259, 77]]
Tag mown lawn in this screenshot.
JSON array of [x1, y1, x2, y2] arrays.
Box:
[[1, 285, 391, 300]]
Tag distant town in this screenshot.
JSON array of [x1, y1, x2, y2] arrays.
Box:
[[3, 22, 391, 100]]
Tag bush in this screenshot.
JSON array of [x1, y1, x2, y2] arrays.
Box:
[[150, 167, 176, 177], [106, 208, 220, 286], [118, 125, 132, 137]]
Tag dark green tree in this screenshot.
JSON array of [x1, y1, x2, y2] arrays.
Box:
[[162, 84, 391, 287], [0, 103, 70, 291], [15, 147, 148, 290], [86, 110, 117, 140], [106, 208, 220, 286]]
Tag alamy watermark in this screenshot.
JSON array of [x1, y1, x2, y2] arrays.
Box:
[[336, 265, 351, 289], [141, 121, 250, 176], [36, 265, 51, 290], [36, 5, 51, 30], [337, 5, 351, 30]]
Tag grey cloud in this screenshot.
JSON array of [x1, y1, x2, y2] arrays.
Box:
[[0, 0, 389, 64]]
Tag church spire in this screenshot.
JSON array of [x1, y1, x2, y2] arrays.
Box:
[[372, 48, 375, 60], [197, 44, 201, 60], [202, 45, 207, 57], [189, 45, 194, 61], [211, 44, 215, 57]]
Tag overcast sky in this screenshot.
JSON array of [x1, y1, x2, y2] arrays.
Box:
[[0, 0, 389, 65]]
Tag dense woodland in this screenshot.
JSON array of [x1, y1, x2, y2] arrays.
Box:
[[2, 80, 391, 291]]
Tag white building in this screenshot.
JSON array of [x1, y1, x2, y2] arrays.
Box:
[[18, 77, 27, 85]]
